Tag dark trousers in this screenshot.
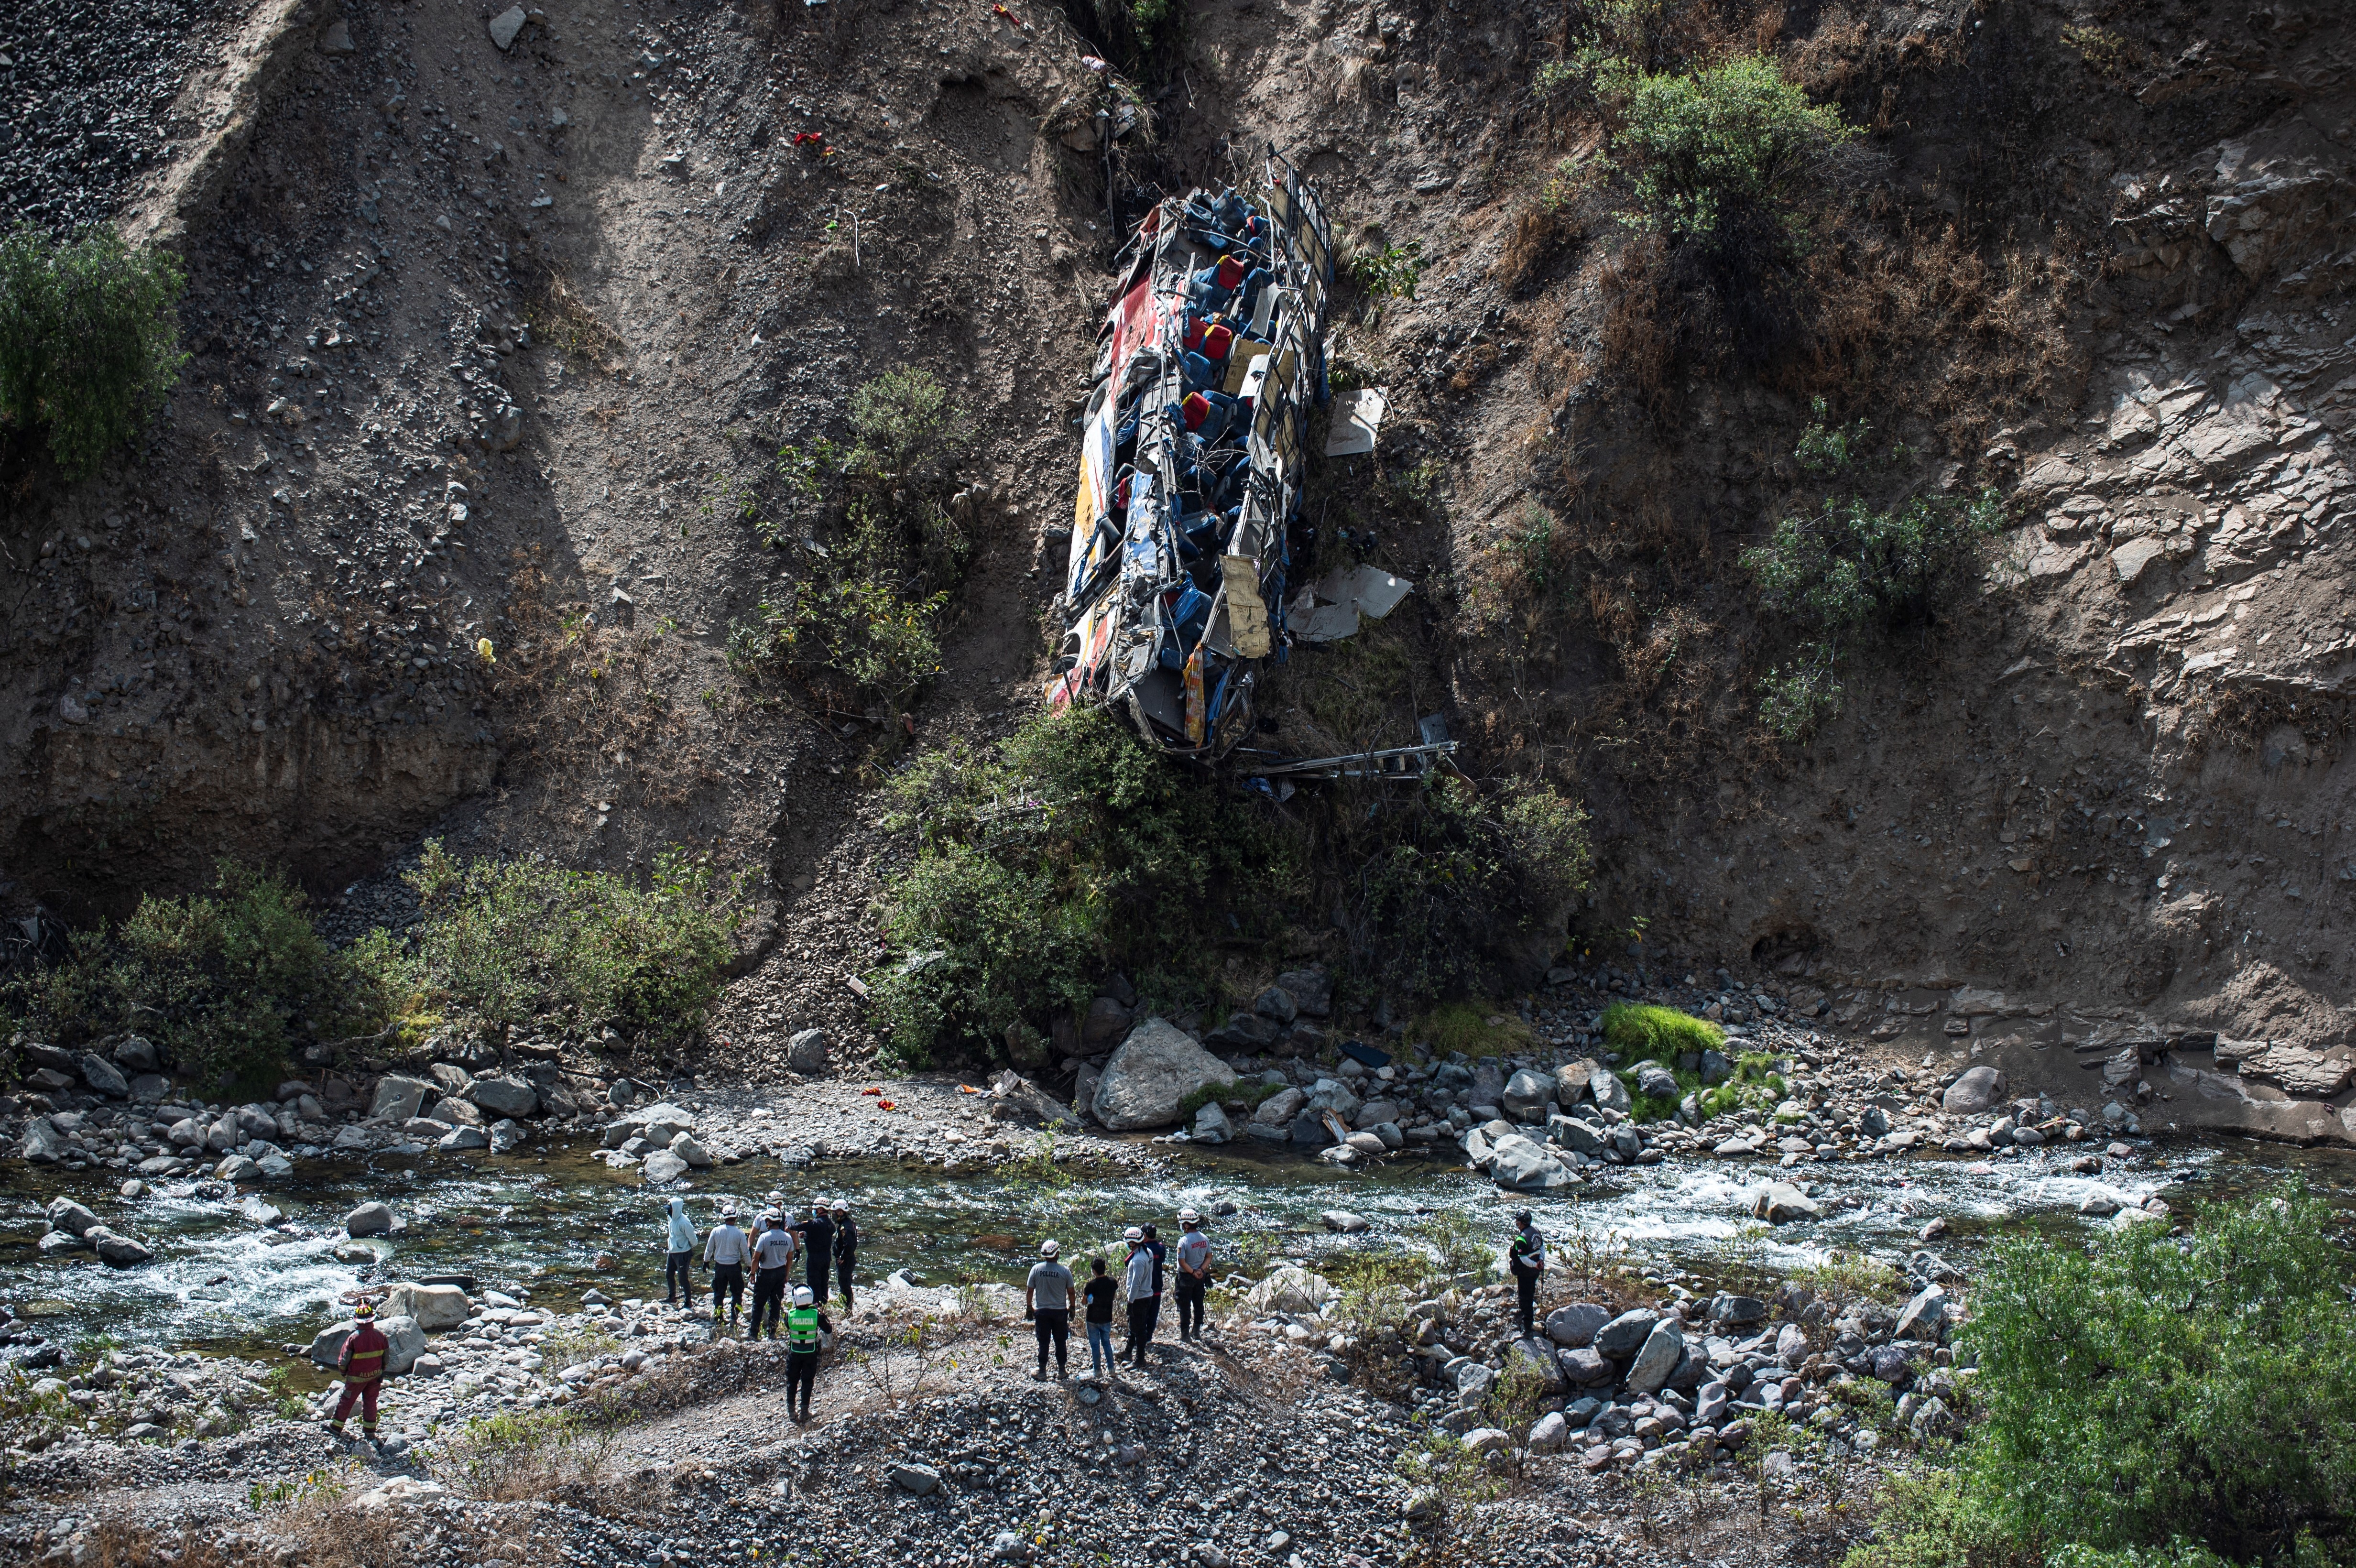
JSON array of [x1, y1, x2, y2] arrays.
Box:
[[1035, 1309, 1070, 1372], [1125, 1298, 1157, 1360], [711, 1262, 745, 1321], [838, 1253, 856, 1304], [805, 1250, 832, 1305], [665, 1251, 697, 1303], [786, 1350, 818, 1417], [1516, 1273, 1537, 1338], [752, 1267, 791, 1337], [331, 1379, 379, 1432], [1174, 1276, 1206, 1338]]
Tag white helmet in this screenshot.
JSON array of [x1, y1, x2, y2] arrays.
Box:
[[1123, 1226, 1143, 1242], [1040, 1239, 1060, 1258], [1177, 1208, 1200, 1223], [792, 1285, 814, 1307]]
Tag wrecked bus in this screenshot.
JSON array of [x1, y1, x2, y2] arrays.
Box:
[[1049, 152, 1334, 761]]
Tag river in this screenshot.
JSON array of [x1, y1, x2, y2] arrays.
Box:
[[5, 1134, 2351, 1371]]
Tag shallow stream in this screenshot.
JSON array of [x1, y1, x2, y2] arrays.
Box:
[[5, 1134, 2351, 1372]]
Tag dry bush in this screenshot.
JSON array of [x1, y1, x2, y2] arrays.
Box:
[[523, 270, 628, 374], [1798, 215, 2085, 449], [1599, 235, 1673, 405], [488, 554, 715, 806]]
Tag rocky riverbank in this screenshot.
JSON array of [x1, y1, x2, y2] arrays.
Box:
[[5, 1246, 1927, 1568]]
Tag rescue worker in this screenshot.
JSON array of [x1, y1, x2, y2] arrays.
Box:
[[784, 1284, 833, 1423], [831, 1198, 858, 1311], [750, 1208, 798, 1339], [796, 1200, 836, 1306], [1025, 1239, 1076, 1380], [705, 1204, 751, 1329], [1508, 1209, 1547, 1339], [327, 1299, 391, 1442], [663, 1197, 699, 1308], [1172, 1208, 1212, 1342], [1120, 1226, 1159, 1366], [1139, 1222, 1167, 1346]]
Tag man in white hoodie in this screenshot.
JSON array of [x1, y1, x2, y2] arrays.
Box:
[[662, 1198, 699, 1308]]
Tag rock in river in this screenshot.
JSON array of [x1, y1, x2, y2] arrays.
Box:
[[1092, 1017, 1236, 1131], [87, 1227, 154, 1267], [642, 1149, 689, 1183], [46, 1196, 100, 1239], [346, 1202, 394, 1236], [1749, 1182, 1820, 1223]]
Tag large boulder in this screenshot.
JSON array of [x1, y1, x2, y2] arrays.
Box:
[[1527, 1411, 1570, 1453], [1749, 1182, 1821, 1224], [1253, 1087, 1306, 1128], [310, 1315, 427, 1376], [642, 1149, 689, 1183], [634, 1103, 694, 1143], [1548, 1115, 1606, 1155], [1594, 1308, 1660, 1359], [1634, 1060, 1679, 1101], [669, 1132, 714, 1168], [78, 1053, 130, 1099], [113, 1036, 160, 1073], [382, 1282, 472, 1329], [1553, 1059, 1598, 1106], [346, 1202, 394, 1237], [1487, 1134, 1573, 1191], [786, 1028, 829, 1075], [87, 1227, 154, 1268], [1589, 1067, 1631, 1115], [1942, 1066, 2007, 1114], [1505, 1335, 1566, 1392], [368, 1076, 434, 1123], [45, 1197, 101, 1239], [1625, 1319, 1685, 1394], [1543, 1302, 1610, 1349], [1192, 1102, 1232, 1144], [1501, 1069, 1552, 1119], [1274, 968, 1333, 1017], [1558, 1346, 1615, 1385], [1894, 1286, 1949, 1343], [1244, 1266, 1335, 1315], [467, 1076, 539, 1119], [1092, 1018, 1236, 1131]]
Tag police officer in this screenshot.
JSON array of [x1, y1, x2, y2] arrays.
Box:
[[784, 1285, 833, 1422]]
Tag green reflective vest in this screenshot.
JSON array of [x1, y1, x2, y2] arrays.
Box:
[[786, 1305, 821, 1351]]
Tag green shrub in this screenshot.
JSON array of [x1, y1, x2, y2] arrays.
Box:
[[0, 860, 371, 1089], [1347, 776, 1592, 1001], [364, 841, 747, 1045], [1957, 1183, 2356, 1567], [1347, 240, 1426, 302], [1615, 55, 1856, 261], [1756, 645, 1845, 741], [730, 369, 971, 702], [1599, 1001, 1723, 1057], [869, 706, 1300, 1066], [1745, 490, 2007, 641], [0, 225, 188, 478], [1698, 1051, 1787, 1118]]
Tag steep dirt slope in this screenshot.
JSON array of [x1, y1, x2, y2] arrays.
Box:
[[6, 0, 2355, 1136]]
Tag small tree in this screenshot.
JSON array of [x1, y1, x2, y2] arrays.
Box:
[[0, 225, 188, 478], [1960, 1185, 2356, 1567], [1617, 55, 1857, 261]]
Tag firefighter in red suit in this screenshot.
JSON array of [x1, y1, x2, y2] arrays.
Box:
[[329, 1299, 392, 1441]]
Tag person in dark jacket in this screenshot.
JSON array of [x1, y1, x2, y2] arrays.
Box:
[[795, 1201, 836, 1305], [831, 1198, 858, 1310], [329, 1300, 392, 1442], [1508, 1210, 1547, 1338]]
